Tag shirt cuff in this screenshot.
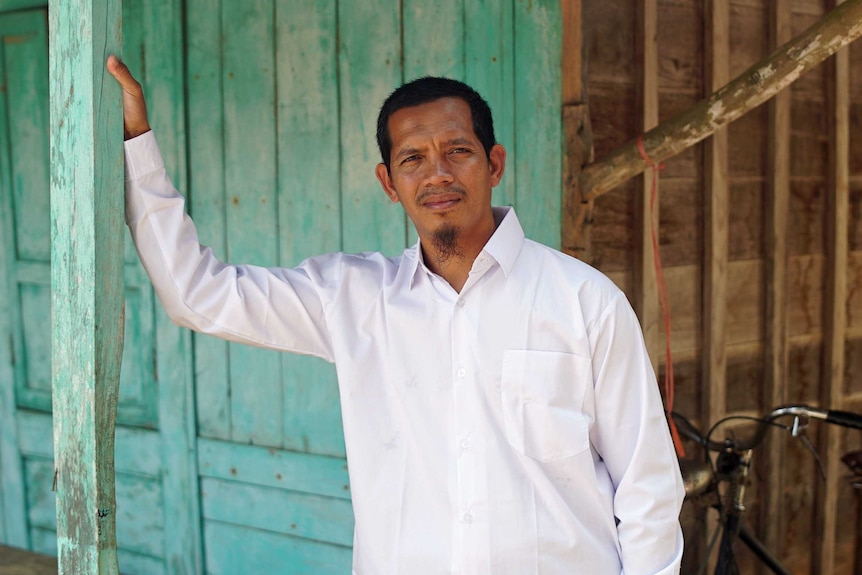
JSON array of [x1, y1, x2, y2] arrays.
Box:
[[124, 130, 164, 181]]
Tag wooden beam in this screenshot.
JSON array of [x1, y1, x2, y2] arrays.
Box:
[[48, 0, 124, 573], [702, 0, 728, 431], [561, 0, 582, 105], [633, 0, 660, 371], [762, 0, 791, 559], [815, 1, 850, 571], [560, 0, 594, 260], [580, 0, 862, 200], [701, 5, 728, 572]]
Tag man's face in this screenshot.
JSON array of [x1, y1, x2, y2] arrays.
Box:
[[375, 97, 505, 255]]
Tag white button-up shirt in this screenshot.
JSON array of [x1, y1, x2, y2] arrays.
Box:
[[125, 132, 684, 575]]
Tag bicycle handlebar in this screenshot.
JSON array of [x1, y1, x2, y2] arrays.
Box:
[[672, 404, 862, 453]]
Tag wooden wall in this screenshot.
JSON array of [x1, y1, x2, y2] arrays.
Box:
[[0, 1, 564, 574], [578, 1, 862, 573]]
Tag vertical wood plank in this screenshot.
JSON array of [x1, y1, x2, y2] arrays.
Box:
[[703, 0, 729, 429], [403, 0, 464, 246], [275, 0, 345, 457], [140, 0, 203, 572], [762, 0, 791, 557], [634, 0, 660, 368], [514, 0, 562, 248], [0, 10, 50, 548], [561, 0, 582, 106], [48, 0, 124, 572], [0, 12, 28, 546], [465, 0, 516, 209], [222, 0, 283, 447], [815, 1, 849, 571], [338, 0, 404, 254], [403, 0, 464, 81], [702, 6, 729, 568], [560, 1, 593, 260], [186, 0, 231, 442]]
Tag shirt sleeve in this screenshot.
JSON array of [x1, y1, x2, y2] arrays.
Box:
[[588, 292, 685, 575], [124, 131, 336, 362]]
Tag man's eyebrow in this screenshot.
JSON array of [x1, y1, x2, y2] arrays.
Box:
[[394, 146, 422, 160], [445, 137, 475, 147]]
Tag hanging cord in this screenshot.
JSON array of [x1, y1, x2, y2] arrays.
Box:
[[637, 135, 685, 458]]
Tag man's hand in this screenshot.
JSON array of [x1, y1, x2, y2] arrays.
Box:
[[106, 55, 151, 141]]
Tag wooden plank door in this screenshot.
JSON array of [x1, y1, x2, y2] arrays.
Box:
[[0, 5, 199, 574], [185, 1, 563, 572]]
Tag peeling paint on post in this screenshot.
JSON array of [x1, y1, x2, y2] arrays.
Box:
[[49, 1, 124, 574]]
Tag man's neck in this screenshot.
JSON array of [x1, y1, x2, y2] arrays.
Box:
[[421, 219, 497, 293]]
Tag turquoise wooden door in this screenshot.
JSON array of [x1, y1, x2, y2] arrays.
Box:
[[0, 1, 561, 573], [184, 1, 561, 573], [0, 5, 199, 574]]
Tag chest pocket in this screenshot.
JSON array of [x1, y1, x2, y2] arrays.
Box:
[[501, 350, 593, 462]]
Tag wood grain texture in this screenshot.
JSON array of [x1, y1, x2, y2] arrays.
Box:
[[580, 0, 862, 200], [703, 0, 729, 431], [634, 0, 660, 371], [465, 0, 517, 209], [514, 0, 562, 248], [816, 1, 850, 569], [0, 9, 36, 547], [186, 0, 232, 443], [203, 521, 351, 575], [137, 0, 204, 571], [762, 0, 791, 556], [338, 0, 404, 253], [221, 0, 285, 448], [276, 0, 346, 458], [48, 0, 124, 572]]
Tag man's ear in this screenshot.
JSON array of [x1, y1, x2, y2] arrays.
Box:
[[489, 144, 506, 187], [375, 163, 400, 203]]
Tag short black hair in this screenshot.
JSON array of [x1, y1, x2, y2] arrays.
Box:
[[376, 77, 497, 170]]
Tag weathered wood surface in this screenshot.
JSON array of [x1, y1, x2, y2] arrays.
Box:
[[580, 0, 862, 200], [633, 0, 661, 373], [48, 0, 124, 573], [761, 0, 791, 557], [816, 0, 851, 569]]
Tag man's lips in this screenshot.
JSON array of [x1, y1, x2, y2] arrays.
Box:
[[417, 189, 466, 211], [423, 196, 461, 210]]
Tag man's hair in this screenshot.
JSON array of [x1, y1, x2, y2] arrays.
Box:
[[376, 77, 497, 170]]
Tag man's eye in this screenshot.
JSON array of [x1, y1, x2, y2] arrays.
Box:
[[451, 148, 470, 155], [401, 155, 419, 164]]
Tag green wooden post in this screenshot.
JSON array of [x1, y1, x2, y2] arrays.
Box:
[[48, 0, 124, 573]]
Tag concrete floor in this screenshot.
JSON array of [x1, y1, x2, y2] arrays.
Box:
[[0, 545, 57, 575]]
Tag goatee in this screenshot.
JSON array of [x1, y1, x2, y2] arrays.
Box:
[[431, 223, 464, 264]]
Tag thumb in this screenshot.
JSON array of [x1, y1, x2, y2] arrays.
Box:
[[106, 54, 140, 93]]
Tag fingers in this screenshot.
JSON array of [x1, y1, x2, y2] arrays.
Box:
[[106, 54, 141, 94]]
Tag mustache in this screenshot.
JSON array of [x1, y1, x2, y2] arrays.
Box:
[[415, 186, 467, 205]]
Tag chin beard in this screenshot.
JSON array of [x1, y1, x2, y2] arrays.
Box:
[[431, 223, 464, 264]]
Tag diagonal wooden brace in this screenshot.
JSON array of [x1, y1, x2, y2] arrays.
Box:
[[579, 0, 862, 200]]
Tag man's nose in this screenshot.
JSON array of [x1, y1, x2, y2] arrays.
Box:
[[423, 155, 454, 186]]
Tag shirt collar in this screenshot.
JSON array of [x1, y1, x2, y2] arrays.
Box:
[[406, 206, 525, 290]]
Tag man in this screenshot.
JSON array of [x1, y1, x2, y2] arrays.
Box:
[[108, 55, 684, 574]]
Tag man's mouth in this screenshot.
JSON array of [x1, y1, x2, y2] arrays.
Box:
[[418, 189, 466, 211], [423, 197, 461, 210]]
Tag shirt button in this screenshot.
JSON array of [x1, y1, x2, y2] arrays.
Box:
[[460, 439, 470, 449], [456, 368, 466, 378], [456, 299, 465, 307], [463, 513, 473, 523]]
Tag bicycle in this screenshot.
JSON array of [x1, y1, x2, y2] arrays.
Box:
[[672, 405, 862, 575]]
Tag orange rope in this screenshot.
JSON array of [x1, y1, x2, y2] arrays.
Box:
[[637, 135, 685, 458]]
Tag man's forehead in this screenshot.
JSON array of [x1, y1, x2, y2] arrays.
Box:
[[388, 98, 476, 143]]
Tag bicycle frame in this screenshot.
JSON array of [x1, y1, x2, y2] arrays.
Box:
[[673, 404, 862, 575]]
